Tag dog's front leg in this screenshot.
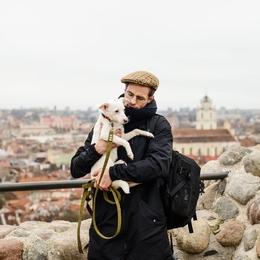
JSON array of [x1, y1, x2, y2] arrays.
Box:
[[112, 135, 134, 159], [99, 124, 113, 141], [99, 127, 134, 159], [123, 129, 154, 141]]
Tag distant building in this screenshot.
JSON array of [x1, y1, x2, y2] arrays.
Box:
[[40, 115, 79, 131], [172, 128, 238, 161], [0, 160, 11, 180], [47, 148, 75, 167], [173, 95, 240, 164], [196, 95, 217, 130]]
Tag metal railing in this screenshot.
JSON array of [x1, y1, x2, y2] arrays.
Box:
[[0, 171, 229, 192]]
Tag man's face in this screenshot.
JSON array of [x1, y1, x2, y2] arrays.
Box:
[[124, 83, 154, 109]]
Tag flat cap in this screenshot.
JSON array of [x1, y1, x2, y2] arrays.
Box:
[[121, 71, 159, 90]]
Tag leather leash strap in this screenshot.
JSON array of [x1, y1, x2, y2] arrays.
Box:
[[77, 129, 122, 253]]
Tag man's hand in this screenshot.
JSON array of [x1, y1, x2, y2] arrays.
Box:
[[94, 128, 122, 155], [92, 168, 112, 191]]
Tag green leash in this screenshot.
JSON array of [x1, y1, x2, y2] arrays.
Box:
[[77, 130, 123, 253]]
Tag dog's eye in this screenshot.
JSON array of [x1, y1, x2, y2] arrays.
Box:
[[115, 110, 119, 113]]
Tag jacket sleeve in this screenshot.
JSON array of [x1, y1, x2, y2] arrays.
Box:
[[109, 116, 173, 183], [70, 129, 102, 178]]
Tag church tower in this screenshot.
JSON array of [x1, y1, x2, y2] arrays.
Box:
[[196, 95, 217, 130]]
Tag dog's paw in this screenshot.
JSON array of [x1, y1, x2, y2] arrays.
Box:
[[112, 180, 130, 194], [127, 152, 134, 160], [115, 159, 127, 165], [147, 133, 154, 138]]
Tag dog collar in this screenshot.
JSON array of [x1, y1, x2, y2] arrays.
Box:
[[102, 113, 114, 128], [102, 113, 111, 122]]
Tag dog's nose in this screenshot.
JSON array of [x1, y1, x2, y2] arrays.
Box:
[[123, 118, 129, 124]]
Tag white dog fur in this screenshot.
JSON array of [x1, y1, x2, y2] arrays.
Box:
[[90, 97, 154, 193]]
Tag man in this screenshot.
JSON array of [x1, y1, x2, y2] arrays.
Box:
[[71, 71, 174, 259]]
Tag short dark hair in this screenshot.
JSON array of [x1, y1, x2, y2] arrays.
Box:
[[125, 83, 155, 97]]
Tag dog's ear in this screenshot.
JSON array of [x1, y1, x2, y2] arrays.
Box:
[[121, 97, 130, 106], [98, 102, 109, 111]]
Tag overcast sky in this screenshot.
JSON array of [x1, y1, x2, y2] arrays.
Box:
[[0, 0, 260, 111]]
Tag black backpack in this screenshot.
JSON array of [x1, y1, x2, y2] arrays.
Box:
[[149, 115, 204, 233]]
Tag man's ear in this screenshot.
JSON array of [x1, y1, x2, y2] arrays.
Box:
[[147, 95, 154, 103]]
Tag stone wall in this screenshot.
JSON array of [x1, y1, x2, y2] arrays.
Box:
[[1, 144, 260, 260], [173, 144, 260, 260], [0, 219, 91, 260]]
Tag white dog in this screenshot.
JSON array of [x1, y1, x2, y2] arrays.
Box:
[[90, 97, 154, 193]]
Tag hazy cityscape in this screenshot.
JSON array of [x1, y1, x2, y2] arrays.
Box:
[[0, 95, 260, 226]]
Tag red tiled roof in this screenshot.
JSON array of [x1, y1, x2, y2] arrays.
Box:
[[172, 129, 236, 143], [61, 117, 75, 122], [0, 161, 10, 167], [68, 203, 80, 211], [71, 188, 83, 199], [42, 117, 52, 123], [240, 137, 256, 147], [19, 176, 58, 182], [8, 197, 31, 210]]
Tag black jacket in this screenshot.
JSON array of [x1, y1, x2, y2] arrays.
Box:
[[71, 114, 173, 260]]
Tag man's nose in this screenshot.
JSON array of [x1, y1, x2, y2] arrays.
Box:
[[129, 96, 137, 105]]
